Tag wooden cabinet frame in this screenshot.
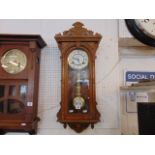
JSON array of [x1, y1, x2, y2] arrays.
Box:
[[55, 22, 102, 132]]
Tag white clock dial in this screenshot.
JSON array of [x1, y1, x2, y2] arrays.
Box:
[[135, 19, 155, 38], [68, 49, 88, 70], [1, 49, 27, 74]]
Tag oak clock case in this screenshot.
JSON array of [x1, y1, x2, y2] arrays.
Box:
[[125, 19, 155, 47], [55, 22, 102, 133], [0, 34, 46, 134]]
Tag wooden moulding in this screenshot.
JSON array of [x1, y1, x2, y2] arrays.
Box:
[[0, 34, 46, 48]]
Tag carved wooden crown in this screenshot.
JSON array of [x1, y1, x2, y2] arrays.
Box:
[[55, 22, 102, 38]]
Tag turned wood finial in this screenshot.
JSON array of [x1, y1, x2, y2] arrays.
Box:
[[72, 22, 84, 28]]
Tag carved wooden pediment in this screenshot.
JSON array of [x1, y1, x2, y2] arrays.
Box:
[[55, 22, 102, 38]]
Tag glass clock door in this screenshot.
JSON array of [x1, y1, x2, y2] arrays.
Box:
[[67, 49, 90, 114], [0, 81, 27, 114]]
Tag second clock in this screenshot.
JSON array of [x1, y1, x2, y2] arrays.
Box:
[[0, 34, 46, 134]]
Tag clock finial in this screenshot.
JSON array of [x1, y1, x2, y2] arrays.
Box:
[[72, 22, 84, 28]]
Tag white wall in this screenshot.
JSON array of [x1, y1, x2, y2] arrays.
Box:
[[1, 19, 151, 135], [119, 19, 132, 38]]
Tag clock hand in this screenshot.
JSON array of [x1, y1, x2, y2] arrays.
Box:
[[73, 57, 80, 64], [8, 60, 18, 66], [1, 64, 8, 68], [74, 57, 80, 62]]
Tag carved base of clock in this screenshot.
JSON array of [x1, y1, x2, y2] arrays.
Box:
[[57, 102, 100, 133], [62, 122, 98, 133], [0, 117, 40, 135], [68, 123, 90, 133], [0, 129, 37, 135], [0, 129, 6, 135]]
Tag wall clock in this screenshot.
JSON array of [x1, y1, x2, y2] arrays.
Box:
[[125, 19, 155, 47], [55, 22, 102, 133], [0, 34, 46, 134]]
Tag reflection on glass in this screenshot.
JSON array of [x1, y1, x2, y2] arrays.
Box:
[[68, 68, 90, 114], [67, 50, 90, 113], [0, 101, 3, 112], [9, 85, 16, 96], [7, 99, 24, 114], [19, 85, 27, 104], [0, 85, 5, 98]]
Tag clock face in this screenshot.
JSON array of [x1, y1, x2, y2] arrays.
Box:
[[68, 49, 88, 70], [1, 49, 27, 74], [135, 19, 155, 38], [125, 19, 155, 47]]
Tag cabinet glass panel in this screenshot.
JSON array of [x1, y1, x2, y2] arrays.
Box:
[[9, 85, 16, 96], [67, 50, 90, 114], [7, 99, 24, 114], [0, 101, 4, 113], [68, 68, 90, 114], [0, 85, 5, 98], [19, 85, 27, 104]]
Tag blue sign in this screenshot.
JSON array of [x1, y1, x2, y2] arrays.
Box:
[[126, 71, 155, 82]]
